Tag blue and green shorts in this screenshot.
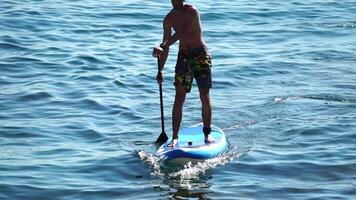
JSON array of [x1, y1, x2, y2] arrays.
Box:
[[174, 46, 212, 93]]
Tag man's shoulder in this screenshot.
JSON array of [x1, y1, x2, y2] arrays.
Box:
[[164, 11, 174, 24], [184, 4, 199, 14], [164, 4, 198, 20], [184, 4, 197, 10]]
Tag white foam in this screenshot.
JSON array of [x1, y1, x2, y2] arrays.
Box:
[[137, 150, 162, 176], [169, 150, 244, 179], [138, 146, 248, 179]]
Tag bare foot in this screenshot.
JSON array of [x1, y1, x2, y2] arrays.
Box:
[[204, 135, 215, 144], [167, 138, 178, 148]]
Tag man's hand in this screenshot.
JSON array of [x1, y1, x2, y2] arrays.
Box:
[[156, 71, 163, 85], [152, 46, 164, 57]]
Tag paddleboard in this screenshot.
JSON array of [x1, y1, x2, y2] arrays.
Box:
[[155, 123, 228, 163]]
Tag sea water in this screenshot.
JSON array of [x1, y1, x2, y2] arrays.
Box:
[[1, 0, 355, 199]]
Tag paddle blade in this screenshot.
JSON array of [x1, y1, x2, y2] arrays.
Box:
[[155, 131, 168, 144]]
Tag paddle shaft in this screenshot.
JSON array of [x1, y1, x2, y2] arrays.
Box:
[[155, 56, 168, 144], [158, 57, 165, 132]]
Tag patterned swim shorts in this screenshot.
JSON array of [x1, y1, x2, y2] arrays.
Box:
[[174, 46, 212, 93]]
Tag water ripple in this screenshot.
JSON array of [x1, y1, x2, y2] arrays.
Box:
[[19, 92, 53, 102]]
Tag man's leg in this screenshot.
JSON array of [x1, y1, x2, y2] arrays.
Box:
[[168, 86, 187, 147], [199, 88, 214, 143]]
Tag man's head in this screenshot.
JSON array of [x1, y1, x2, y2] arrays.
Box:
[[171, 0, 184, 9]]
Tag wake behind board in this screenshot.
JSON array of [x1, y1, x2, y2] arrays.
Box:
[[155, 123, 228, 163]]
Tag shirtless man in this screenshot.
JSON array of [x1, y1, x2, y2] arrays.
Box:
[[152, 0, 213, 147]]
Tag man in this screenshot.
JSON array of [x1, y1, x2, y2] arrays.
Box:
[[152, 0, 213, 147]]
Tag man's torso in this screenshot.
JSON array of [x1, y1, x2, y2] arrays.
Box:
[[166, 4, 205, 51]]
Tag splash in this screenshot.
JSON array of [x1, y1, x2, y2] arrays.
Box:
[[137, 150, 163, 176], [169, 149, 245, 179], [137, 147, 247, 179]]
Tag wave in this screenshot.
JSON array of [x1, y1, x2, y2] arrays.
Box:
[[19, 91, 53, 101], [273, 94, 356, 104], [0, 42, 28, 51]]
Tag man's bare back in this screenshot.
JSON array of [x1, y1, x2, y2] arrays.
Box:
[[165, 4, 205, 51]]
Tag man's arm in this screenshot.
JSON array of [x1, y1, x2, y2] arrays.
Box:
[[165, 33, 179, 47], [158, 17, 172, 71], [152, 17, 179, 84], [152, 33, 179, 59]]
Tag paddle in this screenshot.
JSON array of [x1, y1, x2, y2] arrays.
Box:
[[155, 56, 168, 144]]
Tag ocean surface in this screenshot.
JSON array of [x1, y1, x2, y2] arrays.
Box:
[[1, 0, 355, 199]]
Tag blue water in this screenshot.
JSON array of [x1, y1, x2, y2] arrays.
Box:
[[1, 0, 355, 199]]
